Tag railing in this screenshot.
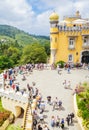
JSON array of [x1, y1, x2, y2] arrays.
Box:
[[82, 43, 89, 49], [0, 90, 29, 103], [58, 25, 89, 32], [68, 45, 75, 50], [63, 15, 81, 19], [23, 103, 29, 130]]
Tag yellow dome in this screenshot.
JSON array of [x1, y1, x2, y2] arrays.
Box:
[[49, 12, 59, 21]]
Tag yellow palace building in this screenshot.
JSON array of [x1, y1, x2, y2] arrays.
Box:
[[49, 11, 89, 65]]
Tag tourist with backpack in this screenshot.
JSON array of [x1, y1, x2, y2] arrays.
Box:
[[61, 118, 65, 129]]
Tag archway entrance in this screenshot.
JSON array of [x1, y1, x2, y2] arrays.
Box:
[[14, 107, 24, 127], [18, 108, 24, 118], [81, 51, 89, 64]]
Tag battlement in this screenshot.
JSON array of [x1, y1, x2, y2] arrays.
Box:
[[58, 25, 89, 32]]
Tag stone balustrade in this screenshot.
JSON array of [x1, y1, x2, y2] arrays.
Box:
[[0, 89, 29, 104], [58, 25, 89, 32]]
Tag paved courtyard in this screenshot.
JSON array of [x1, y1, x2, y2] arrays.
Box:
[[15, 67, 89, 130]]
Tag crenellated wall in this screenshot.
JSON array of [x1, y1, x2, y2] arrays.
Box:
[[1, 97, 28, 117], [49, 11, 89, 64]]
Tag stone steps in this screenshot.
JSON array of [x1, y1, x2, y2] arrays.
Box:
[[24, 105, 32, 130]]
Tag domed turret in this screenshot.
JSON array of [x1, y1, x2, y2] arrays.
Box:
[[49, 12, 59, 64], [75, 11, 81, 18], [49, 11, 59, 27], [76, 11, 80, 16], [49, 12, 59, 21]]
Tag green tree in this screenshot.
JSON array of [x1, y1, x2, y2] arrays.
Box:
[[7, 47, 21, 64], [21, 43, 47, 64], [43, 42, 50, 56], [0, 56, 14, 69]]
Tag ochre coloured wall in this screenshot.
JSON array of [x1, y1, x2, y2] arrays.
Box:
[[56, 31, 83, 63], [50, 28, 59, 49], [49, 11, 89, 64], [50, 29, 89, 64]]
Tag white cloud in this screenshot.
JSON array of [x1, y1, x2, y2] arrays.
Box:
[[0, 0, 35, 31], [31, 10, 51, 35], [73, 0, 89, 18], [0, 0, 33, 19], [0, 0, 89, 35]]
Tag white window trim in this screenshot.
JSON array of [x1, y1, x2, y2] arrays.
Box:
[[68, 54, 73, 62], [68, 38, 75, 49]]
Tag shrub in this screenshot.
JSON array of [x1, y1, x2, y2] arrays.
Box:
[[82, 110, 89, 120], [0, 112, 10, 126], [0, 119, 3, 126], [77, 109, 82, 117], [78, 92, 85, 98], [76, 81, 89, 129], [7, 125, 23, 130], [78, 99, 86, 110], [56, 60, 65, 68], [86, 121, 89, 129], [83, 82, 88, 87]]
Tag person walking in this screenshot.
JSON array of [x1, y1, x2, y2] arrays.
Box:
[[58, 100, 62, 109], [67, 81, 71, 89], [43, 125, 49, 130], [52, 100, 56, 111], [56, 116, 60, 127], [39, 112, 44, 124], [70, 113, 74, 123], [57, 64, 61, 75], [38, 124, 43, 130], [51, 116, 55, 128], [66, 115, 70, 126], [61, 118, 65, 129], [67, 65, 71, 74], [40, 101, 45, 113], [33, 118, 37, 129], [63, 80, 67, 88], [47, 96, 51, 105]]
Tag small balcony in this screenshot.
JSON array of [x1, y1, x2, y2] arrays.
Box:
[[82, 43, 89, 49], [68, 45, 75, 50]]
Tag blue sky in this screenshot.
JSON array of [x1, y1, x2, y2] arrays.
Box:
[[0, 0, 89, 36]]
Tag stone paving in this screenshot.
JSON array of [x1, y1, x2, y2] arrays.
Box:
[[15, 68, 89, 130]]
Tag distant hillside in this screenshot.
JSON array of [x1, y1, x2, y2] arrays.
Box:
[[0, 25, 50, 46]]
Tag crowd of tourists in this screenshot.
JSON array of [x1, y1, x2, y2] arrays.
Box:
[[32, 93, 75, 130], [2, 63, 84, 130]]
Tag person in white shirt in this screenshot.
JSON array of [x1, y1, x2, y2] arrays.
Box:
[[39, 112, 44, 123], [40, 101, 45, 113], [63, 80, 67, 88], [67, 81, 71, 89]]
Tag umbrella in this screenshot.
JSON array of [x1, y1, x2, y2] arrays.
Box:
[[85, 20, 89, 24], [59, 20, 71, 25], [72, 19, 87, 24]]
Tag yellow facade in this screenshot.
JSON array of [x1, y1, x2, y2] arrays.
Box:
[[49, 11, 89, 64]]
